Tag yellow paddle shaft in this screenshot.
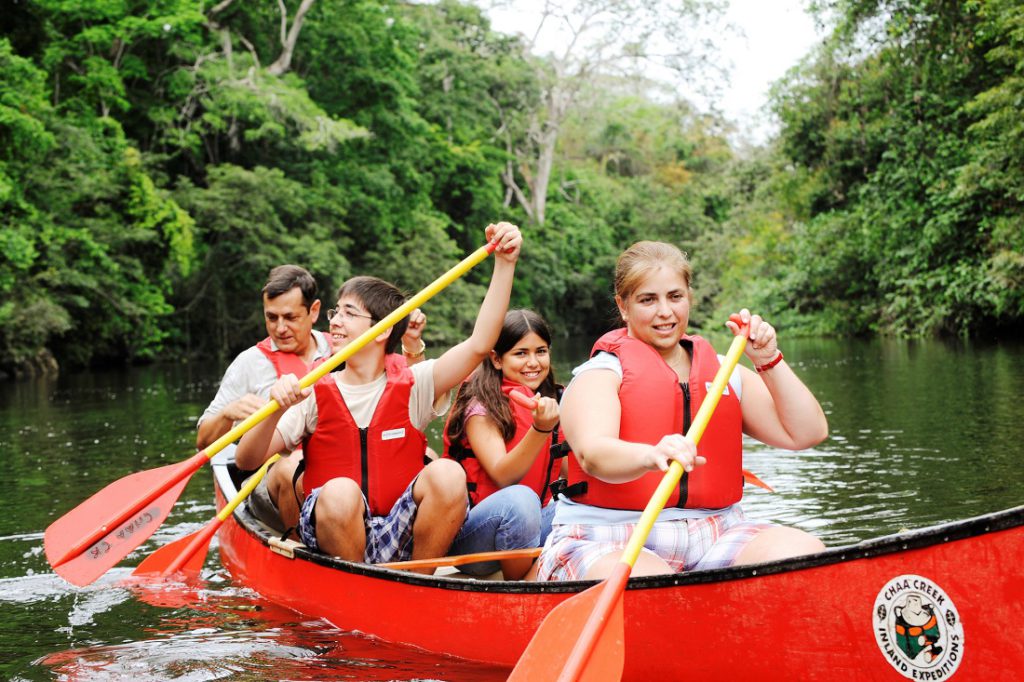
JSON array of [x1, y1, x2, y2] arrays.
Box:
[[619, 333, 748, 567], [215, 453, 281, 522], [199, 242, 497, 462]]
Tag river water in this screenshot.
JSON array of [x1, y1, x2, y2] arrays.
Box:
[[1, 334, 1022, 680]]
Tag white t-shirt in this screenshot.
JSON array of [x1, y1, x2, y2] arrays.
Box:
[[198, 333, 332, 427], [275, 359, 450, 451], [552, 351, 743, 525]]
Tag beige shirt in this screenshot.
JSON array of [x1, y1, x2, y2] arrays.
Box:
[[198, 332, 332, 427], [276, 358, 449, 451]]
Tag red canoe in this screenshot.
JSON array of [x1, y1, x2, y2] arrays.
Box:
[[212, 454, 1023, 680]]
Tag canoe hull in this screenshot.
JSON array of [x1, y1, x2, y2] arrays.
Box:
[[214, 459, 1023, 680]]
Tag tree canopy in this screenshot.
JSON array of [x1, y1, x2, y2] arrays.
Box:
[[1, 0, 1020, 377]]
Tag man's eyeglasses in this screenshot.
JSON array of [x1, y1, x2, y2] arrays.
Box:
[[327, 306, 376, 323]]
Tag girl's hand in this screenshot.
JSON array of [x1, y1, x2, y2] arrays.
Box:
[[642, 434, 706, 473], [485, 221, 522, 263], [269, 374, 310, 409], [531, 395, 560, 433], [402, 308, 426, 354], [727, 308, 779, 367]]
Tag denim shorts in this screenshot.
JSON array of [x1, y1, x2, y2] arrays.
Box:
[[447, 484, 542, 576]]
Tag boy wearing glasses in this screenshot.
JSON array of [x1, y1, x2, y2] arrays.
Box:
[[196, 264, 425, 532], [235, 222, 522, 573]]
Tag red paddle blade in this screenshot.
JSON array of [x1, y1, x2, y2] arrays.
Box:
[[508, 389, 538, 410], [44, 453, 207, 586], [133, 519, 221, 579], [510, 563, 628, 682], [743, 468, 775, 492]]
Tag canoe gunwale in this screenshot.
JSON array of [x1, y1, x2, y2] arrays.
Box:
[[212, 454, 1024, 594]]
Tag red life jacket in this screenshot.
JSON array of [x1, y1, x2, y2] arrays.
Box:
[[564, 328, 743, 510], [443, 379, 565, 506], [301, 354, 427, 516], [255, 331, 329, 377], [255, 332, 329, 461]]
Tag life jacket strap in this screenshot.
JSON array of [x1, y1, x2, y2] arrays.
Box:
[[552, 480, 587, 499]]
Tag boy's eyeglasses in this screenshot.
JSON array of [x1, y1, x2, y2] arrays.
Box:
[[327, 307, 376, 322]]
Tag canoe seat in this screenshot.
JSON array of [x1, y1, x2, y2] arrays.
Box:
[[268, 536, 305, 559]]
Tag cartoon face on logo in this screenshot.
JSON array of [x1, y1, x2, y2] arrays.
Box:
[[894, 594, 943, 662], [873, 575, 964, 679]]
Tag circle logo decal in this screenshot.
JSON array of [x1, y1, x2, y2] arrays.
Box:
[[873, 574, 964, 679]]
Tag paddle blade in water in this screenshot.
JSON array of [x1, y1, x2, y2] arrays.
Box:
[[133, 519, 221, 579], [133, 453, 282, 580], [44, 453, 207, 586], [509, 564, 627, 682], [743, 468, 775, 492]]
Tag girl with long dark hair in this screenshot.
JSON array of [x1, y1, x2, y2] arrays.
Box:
[[445, 310, 565, 579]]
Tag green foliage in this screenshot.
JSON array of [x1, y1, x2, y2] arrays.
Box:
[[123, 147, 196, 278], [171, 163, 352, 357], [157, 55, 370, 166], [3, 0, 1021, 375], [765, 0, 1023, 338], [0, 39, 55, 206]]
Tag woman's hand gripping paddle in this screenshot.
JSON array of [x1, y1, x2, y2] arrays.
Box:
[[510, 387, 770, 493], [44, 241, 499, 587], [132, 454, 282, 580], [508, 320, 749, 682]]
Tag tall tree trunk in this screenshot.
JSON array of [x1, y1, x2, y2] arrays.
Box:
[[267, 0, 317, 76]]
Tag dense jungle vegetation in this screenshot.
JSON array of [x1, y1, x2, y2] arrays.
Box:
[[1, 0, 1021, 377]]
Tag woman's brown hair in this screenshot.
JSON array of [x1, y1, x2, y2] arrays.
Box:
[[614, 241, 692, 309]]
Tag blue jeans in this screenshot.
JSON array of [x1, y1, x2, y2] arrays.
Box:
[[541, 498, 556, 546], [448, 485, 541, 576]]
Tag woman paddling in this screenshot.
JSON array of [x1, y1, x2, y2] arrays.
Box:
[[536, 241, 828, 581]]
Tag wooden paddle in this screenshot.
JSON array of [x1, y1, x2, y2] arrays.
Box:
[[378, 546, 542, 571], [508, 327, 749, 682], [44, 241, 499, 587], [132, 454, 282, 579]]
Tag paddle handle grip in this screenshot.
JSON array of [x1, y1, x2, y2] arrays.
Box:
[[508, 390, 539, 410], [619, 332, 748, 567], [199, 241, 497, 461]]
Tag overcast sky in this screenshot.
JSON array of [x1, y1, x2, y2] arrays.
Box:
[[483, 0, 826, 145], [717, 0, 824, 143]]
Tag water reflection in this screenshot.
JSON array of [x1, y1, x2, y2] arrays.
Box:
[[37, 574, 508, 681]]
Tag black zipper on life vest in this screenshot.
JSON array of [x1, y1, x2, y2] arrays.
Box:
[[678, 381, 691, 508], [540, 424, 558, 505], [359, 427, 369, 501], [682, 382, 692, 432]]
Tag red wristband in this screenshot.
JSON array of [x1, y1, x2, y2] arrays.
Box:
[[755, 351, 784, 373]]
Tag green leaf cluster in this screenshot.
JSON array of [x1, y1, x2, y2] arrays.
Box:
[[760, 0, 1024, 337], [4, 0, 1020, 376]]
